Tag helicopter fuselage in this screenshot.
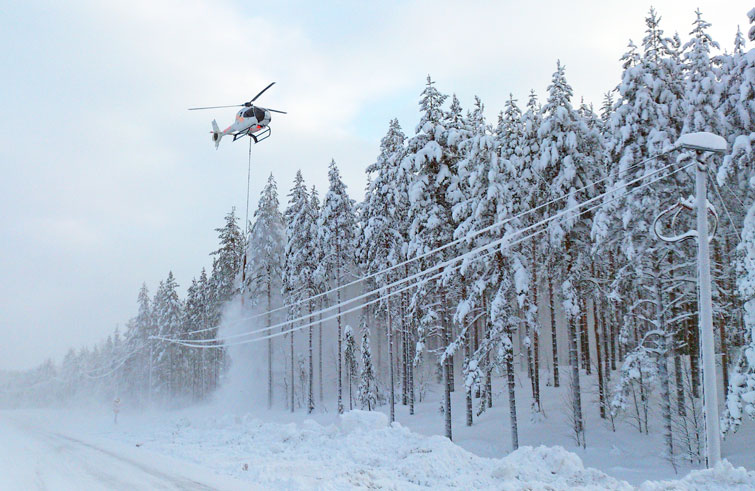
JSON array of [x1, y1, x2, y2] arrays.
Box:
[[223, 106, 271, 136]]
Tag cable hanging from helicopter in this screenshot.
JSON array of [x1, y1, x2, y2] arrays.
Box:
[[188, 82, 286, 305], [188, 82, 287, 148]]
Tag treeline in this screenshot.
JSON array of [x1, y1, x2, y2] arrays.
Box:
[[0, 214, 243, 408], [5, 7, 755, 470]]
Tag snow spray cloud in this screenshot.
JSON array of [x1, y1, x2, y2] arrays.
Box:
[[213, 298, 269, 413]]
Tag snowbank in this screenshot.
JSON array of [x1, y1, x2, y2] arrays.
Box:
[[339, 409, 389, 434], [67, 408, 745, 489], [639, 460, 754, 490]]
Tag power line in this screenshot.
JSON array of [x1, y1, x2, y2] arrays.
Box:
[[222, 147, 680, 325], [177, 147, 679, 339], [158, 159, 692, 349]]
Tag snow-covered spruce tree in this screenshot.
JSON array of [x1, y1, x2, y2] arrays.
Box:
[[283, 171, 317, 413], [123, 283, 153, 405], [716, 16, 755, 396], [722, 192, 755, 435], [206, 209, 245, 389], [358, 328, 377, 410], [211, 208, 245, 305], [680, 7, 727, 409], [308, 185, 323, 414], [595, 10, 697, 438], [520, 91, 546, 409], [344, 324, 358, 411], [450, 95, 494, 425], [536, 60, 597, 448], [441, 93, 473, 395], [244, 173, 286, 409], [183, 277, 203, 399], [405, 76, 459, 440], [499, 94, 542, 418], [682, 9, 722, 137], [359, 118, 409, 422], [317, 159, 358, 415], [198, 267, 222, 393], [153, 272, 183, 400], [718, 14, 755, 191]]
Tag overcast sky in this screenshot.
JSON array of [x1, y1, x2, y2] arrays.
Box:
[[0, 0, 750, 370]]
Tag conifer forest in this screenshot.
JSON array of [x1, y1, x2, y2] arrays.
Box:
[[4, 5, 755, 488]]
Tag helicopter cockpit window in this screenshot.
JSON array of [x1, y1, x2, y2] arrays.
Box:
[[254, 107, 266, 121], [242, 108, 256, 119]]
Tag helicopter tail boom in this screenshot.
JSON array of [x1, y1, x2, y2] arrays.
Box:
[[211, 119, 224, 149]]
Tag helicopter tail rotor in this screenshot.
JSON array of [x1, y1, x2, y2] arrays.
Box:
[[211, 119, 224, 150]]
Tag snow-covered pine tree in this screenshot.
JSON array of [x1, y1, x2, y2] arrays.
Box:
[[211, 208, 245, 305], [153, 272, 183, 399], [722, 189, 755, 435], [197, 267, 222, 393], [360, 118, 410, 422], [183, 277, 203, 399], [245, 173, 286, 409], [682, 9, 722, 137], [283, 171, 317, 413], [450, 95, 494, 425], [520, 91, 546, 407], [499, 94, 541, 419], [317, 160, 357, 414], [537, 60, 596, 448], [123, 283, 153, 405], [405, 75, 459, 439], [308, 186, 326, 404]]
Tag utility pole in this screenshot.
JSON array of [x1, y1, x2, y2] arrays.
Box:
[[656, 132, 727, 468]]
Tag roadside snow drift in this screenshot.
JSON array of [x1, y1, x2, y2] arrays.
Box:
[[91, 409, 754, 490]]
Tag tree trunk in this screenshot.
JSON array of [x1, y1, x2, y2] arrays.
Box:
[[466, 329, 473, 427], [601, 301, 611, 383], [308, 301, 314, 414], [290, 316, 295, 413], [319, 299, 323, 403], [548, 274, 560, 387], [388, 295, 396, 423], [337, 264, 344, 414], [688, 310, 700, 399], [531, 243, 541, 411], [441, 292, 452, 440], [581, 296, 591, 374], [592, 270, 605, 419], [609, 250, 618, 370], [475, 309, 482, 399], [654, 261, 675, 469], [506, 331, 519, 450], [714, 243, 729, 393], [402, 305, 408, 406], [268, 279, 273, 409], [566, 239, 584, 447], [409, 304, 416, 415], [569, 305, 585, 447]]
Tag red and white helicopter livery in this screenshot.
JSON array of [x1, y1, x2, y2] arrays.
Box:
[[189, 82, 286, 149]]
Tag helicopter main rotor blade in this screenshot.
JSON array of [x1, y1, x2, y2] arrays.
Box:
[[249, 82, 276, 104], [265, 108, 287, 114], [187, 104, 243, 111]]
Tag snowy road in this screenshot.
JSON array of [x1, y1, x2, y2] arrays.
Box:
[[0, 413, 250, 491]]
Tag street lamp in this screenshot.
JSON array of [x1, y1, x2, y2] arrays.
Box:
[[677, 131, 727, 468]]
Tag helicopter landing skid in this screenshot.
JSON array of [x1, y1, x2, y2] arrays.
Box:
[[232, 127, 271, 144], [250, 127, 271, 143]]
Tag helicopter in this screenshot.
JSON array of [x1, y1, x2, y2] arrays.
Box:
[[188, 82, 286, 149]]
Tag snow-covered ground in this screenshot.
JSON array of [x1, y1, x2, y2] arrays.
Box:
[[3, 371, 755, 491], [0, 410, 250, 490]]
